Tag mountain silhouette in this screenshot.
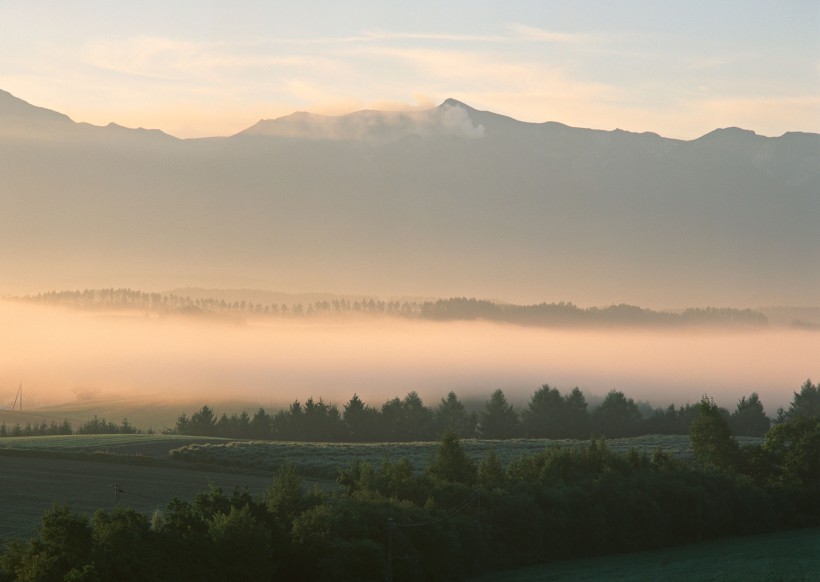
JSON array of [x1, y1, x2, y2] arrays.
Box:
[[1, 89, 817, 307]]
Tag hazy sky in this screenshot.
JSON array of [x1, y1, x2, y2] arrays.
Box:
[[1, 1, 817, 138]]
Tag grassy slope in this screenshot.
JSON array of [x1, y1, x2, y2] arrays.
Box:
[[470, 527, 820, 582], [0, 433, 764, 543], [0, 455, 279, 540], [168, 435, 764, 479], [0, 433, 226, 456]]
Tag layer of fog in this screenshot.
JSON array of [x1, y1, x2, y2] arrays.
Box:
[[1, 301, 817, 416]]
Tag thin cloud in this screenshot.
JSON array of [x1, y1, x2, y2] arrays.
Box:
[[508, 23, 604, 45], [358, 30, 507, 43], [83, 36, 342, 81]]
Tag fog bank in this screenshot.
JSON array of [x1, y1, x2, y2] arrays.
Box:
[[1, 301, 816, 415]]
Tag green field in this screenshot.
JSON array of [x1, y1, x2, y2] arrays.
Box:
[[0, 433, 764, 542], [0, 434, 276, 540], [470, 527, 820, 582], [0, 433, 225, 456], [168, 435, 764, 479]]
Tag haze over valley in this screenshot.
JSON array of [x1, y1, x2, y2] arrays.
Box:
[[4, 5, 820, 580], [1, 88, 819, 418], [2, 89, 818, 308]]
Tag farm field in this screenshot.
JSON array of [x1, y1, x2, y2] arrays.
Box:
[[0, 455, 279, 540], [0, 433, 313, 540], [168, 435, 764, 479], [0, 433, 226, 457], [0, 433, 765, 541], [470, 527, 820, 581]]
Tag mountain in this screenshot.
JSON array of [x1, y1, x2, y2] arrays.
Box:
[[0, 89, 175, 141], [237, 99, 485, 142], [1, 89, 818, 307]]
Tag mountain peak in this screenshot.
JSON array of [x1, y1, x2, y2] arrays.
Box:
[[440, 98, 472, 110], [238, 100, 486, 141], [696, 127, 760, 142]]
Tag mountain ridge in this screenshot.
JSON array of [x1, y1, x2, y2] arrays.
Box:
[[0, 88, 817, 307], [3, 89, 812, 143]]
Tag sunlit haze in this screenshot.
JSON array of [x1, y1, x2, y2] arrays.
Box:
[[1, 1, 818, 427], [0, 1, 817, 138], [1, 302, 817, 423]]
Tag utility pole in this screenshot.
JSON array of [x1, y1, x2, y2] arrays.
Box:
[[386, 517, 395, 582], [114, 483, 123, 507], [12, 383, 22, 412]]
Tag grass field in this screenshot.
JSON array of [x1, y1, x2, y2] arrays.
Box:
[[0, 432, 764, 543], [0, 433, 280, 540], [0, 433, 226, 457], [0, 433, 331, 540], [168, 435, 764, 479], [0, 455, 281, 540], [470, 527, 820, 581]]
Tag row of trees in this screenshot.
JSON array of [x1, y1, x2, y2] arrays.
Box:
[[171, 381, 804, 442], [0, 416, 143, 438], [0, 419, 72, 438], [2, 393, 818, 582], [5, 381, 812, 442], [21, 289, 769, 327]]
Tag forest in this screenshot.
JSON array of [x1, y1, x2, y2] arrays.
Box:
[[0, 381, 818, 581]]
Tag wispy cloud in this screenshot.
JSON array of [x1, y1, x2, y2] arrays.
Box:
[[507, 23, 604, 45], [83, 36, 343, 82], [358, 30, 507, 43]]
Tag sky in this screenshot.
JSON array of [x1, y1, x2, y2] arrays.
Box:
[[0, 1, 817, 139]]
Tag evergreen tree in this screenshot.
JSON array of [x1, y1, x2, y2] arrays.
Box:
[[249, 408, 272, 439], [563, 387, 590, 439], [434, 391, 476, 438], [522, 384, 565, 438], [781, 379, 820, 421], [690, 395, 739, 471], [342, 394, 379, 441], [479, 389, 519, 439], [187, 405, 218, 436], [427, 432, 477, 485], [592, 390, 642, 437], [729, 393, 770, 436]]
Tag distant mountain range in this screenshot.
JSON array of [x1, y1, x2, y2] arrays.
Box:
[[1, 89, 818, 307]]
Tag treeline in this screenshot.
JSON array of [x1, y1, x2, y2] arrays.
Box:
[[420, 298, 768, 327], [170, 381, 813, 442], [4, 381, 810, 442], [18, 289, 768, 327], [0, 415, 145, 438], [2, 394, 818, 582], [0, 419, 72, 438]]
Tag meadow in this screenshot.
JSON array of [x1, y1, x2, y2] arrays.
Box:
[[470, 527, 820, 581], [167, 434, 764, 479], [0, 429, 812, 581], [0, 433, 292, 540]]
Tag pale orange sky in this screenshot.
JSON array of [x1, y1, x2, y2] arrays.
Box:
[[1, 1, 817, 138]]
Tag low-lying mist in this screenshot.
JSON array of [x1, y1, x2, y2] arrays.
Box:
[[1, 300, 817, 417]]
